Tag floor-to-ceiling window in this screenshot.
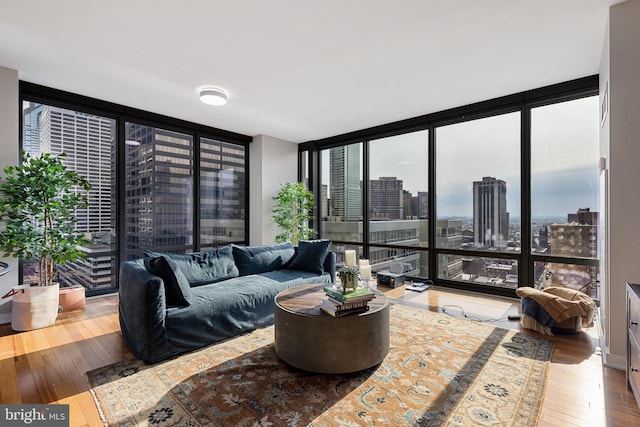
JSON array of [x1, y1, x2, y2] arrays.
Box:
[[435, 112, 521, 289], [368, 131, 429, 278], [22, 101, 117, 291], [199, 137, 246, 248], [530, 95, 600, 299], [304, 76, 600, 298], [124, 123, 194, 258], [20, 83, 250, 296]]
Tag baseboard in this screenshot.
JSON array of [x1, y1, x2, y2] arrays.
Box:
[[595, 307, 626, 370], [603, 351, 626, 370]]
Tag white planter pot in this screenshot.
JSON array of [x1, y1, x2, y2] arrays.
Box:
[[11, 283, 59, 331]]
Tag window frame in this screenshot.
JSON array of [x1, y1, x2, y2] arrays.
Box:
[[301, 76, 599, 298], [19, 82, 251, 296]]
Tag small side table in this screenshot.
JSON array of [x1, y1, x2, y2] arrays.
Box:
[[274, 283, 389, 374]]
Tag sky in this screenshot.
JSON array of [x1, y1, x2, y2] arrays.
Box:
[[322, 95, 600, 218]]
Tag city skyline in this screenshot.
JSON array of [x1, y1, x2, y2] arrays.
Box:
[[321, 95, 599, 217]]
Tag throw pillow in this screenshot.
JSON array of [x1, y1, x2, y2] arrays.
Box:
[[144, 256, 192, 307], [288, 239, 331, 275], [145, 245, 239, 287], [232, 242, 295, 276]]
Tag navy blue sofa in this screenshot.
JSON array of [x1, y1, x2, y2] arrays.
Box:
[[118, 241, 335, 363]]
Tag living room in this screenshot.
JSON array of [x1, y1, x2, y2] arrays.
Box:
[[1, 1, 640, 426]]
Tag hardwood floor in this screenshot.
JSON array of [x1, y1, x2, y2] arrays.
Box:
[[1, 286, 639, 426]]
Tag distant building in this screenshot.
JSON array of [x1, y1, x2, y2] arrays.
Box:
[[330, 145, 362, 221], [417, 191, 429, 219], [546, 208, 599, 298], [370, 177, 403, 220], [320, 184, 329, 220], [473, 176, 509, 248], [436, 219, 463, 280], [550, 209, 598, 258], [568, 207, 598, 225], [403, 190, 414, 218]]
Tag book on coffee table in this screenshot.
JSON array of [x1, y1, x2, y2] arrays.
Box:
[[319, 297, 370, 317], [323, 286, 375, 303]]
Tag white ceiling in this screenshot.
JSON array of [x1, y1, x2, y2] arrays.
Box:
[[0, 0, 619, 143]]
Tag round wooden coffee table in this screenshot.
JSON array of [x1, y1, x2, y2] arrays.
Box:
[[274, 283, 389, 374]]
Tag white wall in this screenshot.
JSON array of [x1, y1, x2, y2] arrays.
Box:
[[249, 134, 298, 245], [0, 65, 20, 324], [600, 0, 640, 369]]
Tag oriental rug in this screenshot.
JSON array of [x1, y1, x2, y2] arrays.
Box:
[[87, 304, 554, 426]]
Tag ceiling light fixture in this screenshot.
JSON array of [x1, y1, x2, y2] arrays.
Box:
[[199, 87, 228, 106]]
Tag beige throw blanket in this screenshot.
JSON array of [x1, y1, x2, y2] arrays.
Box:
[[516, 286, 596, 335]]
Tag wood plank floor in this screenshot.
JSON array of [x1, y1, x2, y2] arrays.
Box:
[[1, 285, 639, 426]]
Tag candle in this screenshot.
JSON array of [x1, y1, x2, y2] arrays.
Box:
[[358, 259, 369, 267], [360, 265, 372, 280], [345, 250, 356, 266]]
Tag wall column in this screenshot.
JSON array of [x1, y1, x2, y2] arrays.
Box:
[[0, 65, 20, 324], [249, 135, 298, 245]]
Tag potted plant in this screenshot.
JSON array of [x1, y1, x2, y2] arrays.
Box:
[[0, 151, 91, 331], [272, 182, 315, 245], [337, 265, 360, 293]]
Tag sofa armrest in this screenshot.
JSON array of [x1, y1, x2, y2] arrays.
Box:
[[119, 260, 173, 362], [324, 251, 336, 283]]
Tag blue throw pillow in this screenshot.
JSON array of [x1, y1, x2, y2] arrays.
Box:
[[144, 255, 192, 307], [232, 242, 295, 276], [145, 245, 239, 287], [288, 239, 331, 275]]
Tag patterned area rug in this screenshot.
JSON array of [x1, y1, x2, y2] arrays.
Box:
[[87, 304, 554, 426]]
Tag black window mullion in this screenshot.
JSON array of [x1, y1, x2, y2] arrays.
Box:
[[520, 106, 532, 288]]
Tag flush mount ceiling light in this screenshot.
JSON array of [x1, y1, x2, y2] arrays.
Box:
[[199, 87, 228, 106]]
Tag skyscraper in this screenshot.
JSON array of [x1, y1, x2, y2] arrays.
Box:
[[473, 176, 509, 248], [329, 144, 361, 221], [370, 177, 403, 220]]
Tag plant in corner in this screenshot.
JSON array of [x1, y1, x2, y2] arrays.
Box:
[[0, 151, 91, 331], [272, 182, 315, 245]]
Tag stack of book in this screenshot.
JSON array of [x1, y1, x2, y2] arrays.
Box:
[[320, 286, 375, 317]]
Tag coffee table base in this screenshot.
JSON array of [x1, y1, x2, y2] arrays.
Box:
[[274, 288, 389, 374]]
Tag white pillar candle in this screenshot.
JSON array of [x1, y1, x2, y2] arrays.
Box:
[[360, 265, 372, 280], [358, 259, 369, 267], [345, 250, 356, 266]]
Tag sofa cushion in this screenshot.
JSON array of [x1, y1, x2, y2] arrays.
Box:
[[145, 245, 239, 287], [144, 255, 192, 307], [288, 239, 331, 275], [232, 242, 295, 276]]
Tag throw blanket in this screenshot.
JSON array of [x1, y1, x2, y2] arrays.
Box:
[[516, 286, 596, 335]]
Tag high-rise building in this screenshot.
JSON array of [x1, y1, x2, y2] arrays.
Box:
[[329, 145, 361, 221], [124, 124, 194, 251], [370, 177, 403, 220], [473, 176, 509, 248], [546, 208, 599, 298], [417, 191, 429, 219], [320, 184, 328, 220], [550, 209, 598, 258]]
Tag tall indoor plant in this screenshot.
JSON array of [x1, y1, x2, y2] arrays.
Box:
[[272, 182, 315, 245], [0, 151, 91, 330]]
